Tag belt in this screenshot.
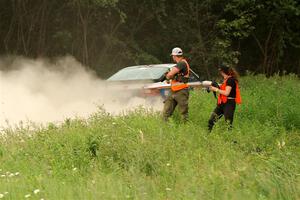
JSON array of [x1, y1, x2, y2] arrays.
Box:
[[227, 97, 235, 100]]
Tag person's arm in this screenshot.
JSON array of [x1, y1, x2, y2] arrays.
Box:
[[166, 67, 180, 79], [166, 61, 187, 79], [210, 86, 232, 96]]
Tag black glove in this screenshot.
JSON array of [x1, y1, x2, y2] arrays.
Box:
[[206, 81, 220, 99], [211, 81, 220, 89], [211, 81, 220, 99]]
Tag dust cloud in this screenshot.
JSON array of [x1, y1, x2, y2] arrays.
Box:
[[0, 56, 163, 127]]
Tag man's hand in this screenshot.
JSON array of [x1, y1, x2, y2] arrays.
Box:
[[158, 72, 168, 82]]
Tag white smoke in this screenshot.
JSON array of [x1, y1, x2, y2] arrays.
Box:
[[0, 56, 163, 127]]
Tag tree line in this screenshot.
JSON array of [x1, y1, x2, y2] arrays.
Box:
[[0, 0, 299, 78]]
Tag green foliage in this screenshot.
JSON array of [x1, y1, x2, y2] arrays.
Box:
[[214, 0, 257, 66], [212, 38, 241, 65], [0, 75, 299, 199], [93, 0, 119, 7], [218, 0, 300, 74], [1, 0, 299, 77]]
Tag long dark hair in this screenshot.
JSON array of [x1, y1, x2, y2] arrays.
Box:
[[219, 64, 240, 82], [228, 68, 240, 81]]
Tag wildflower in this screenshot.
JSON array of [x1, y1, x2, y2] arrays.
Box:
[[277, 140, 286, 149], [4, 192, 8, 195], [15, 172, 20, 176], [277, 141, 281, 147], [8, 173, 14, 177], [0, 194, 4, 199], [25, 194, 31, 198], [166, 163, 171, 166], [0, 175, 5, 178], [33, 189, 40, 194], [112, 122, 116, 125], [165, 188, 172, 191], [72, 167, 77, 171], [139, 130, 144, 143]]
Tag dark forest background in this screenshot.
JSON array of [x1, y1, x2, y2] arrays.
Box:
[[0, 0, 299, 78]]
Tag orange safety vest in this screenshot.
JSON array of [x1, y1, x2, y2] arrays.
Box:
[[171, 59, 190, 91], [217, 76, 242, 105]]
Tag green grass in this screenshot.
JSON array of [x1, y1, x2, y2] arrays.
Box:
[[0, 74, 299, 200]]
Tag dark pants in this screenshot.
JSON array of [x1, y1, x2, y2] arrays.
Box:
[[208, 99, 236, 131], [163, 89, 189, 122]]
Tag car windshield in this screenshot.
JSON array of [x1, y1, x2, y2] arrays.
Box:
[[107, 66, 169, 81]]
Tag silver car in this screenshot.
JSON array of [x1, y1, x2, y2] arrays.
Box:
[[107, 64, 201, 98]]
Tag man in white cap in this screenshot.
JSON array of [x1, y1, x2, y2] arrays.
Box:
[[160, 47, 190, 122]]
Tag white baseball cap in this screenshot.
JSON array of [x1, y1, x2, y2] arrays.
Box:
[[170, 47, 183, 56]]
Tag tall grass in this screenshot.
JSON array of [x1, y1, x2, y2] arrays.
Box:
[[0, 75, 299, 200]]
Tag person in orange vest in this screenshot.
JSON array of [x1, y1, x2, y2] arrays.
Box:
[[160, 47, 190, 122], [208, 64, 242, 131]]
